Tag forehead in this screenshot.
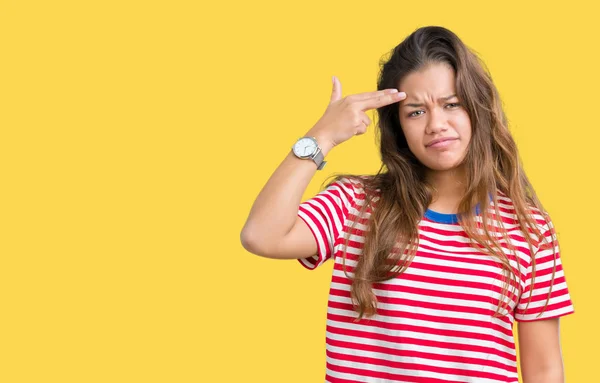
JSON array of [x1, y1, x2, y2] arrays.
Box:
[[398, 63, 456, 99]]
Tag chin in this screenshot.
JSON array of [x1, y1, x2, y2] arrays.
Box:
[[428, 165, 460, 172], [418, 151, 468, 171], [423, 160, 465, 172]]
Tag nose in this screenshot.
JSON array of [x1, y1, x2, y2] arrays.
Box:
[[425, 107, 449, 135]]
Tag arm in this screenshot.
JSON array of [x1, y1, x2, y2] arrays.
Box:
[[517, 318, 565, 383], [240, 136, 334, 259], [240, 79, 405, 260]]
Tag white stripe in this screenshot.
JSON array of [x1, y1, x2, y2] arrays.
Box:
[[515, 305, 574, 321], [328, 293, 515, 335], [326, 306, 515, 347], [326, 354, 512, 383], [326, 330, 517, 369]]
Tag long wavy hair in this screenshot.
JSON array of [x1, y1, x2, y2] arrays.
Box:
[[325, 26, 557, 321]]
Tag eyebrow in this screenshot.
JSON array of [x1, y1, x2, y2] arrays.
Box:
[[401, 94, 458, 108]]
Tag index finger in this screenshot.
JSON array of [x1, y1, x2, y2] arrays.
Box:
[[358, 91, 407, 111], [349, 88, 400, 102]]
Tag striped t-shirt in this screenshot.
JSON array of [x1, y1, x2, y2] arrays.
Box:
[[297, 176, 575, 383]]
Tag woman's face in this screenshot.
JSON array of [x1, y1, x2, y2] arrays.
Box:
[[398, 63, 472, 172]]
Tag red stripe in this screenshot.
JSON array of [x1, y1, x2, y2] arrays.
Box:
[[326, 324, 517, 363], [326, 337, 516, 373], [326, 312, 515, 350], [329, 287, 515, 329], [297, 212, 325, 268], [326, 352, 514, 382], [516, 296, 574, 316], [328, 301, 515, 344]]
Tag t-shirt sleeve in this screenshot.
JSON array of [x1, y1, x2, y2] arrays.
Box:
[[296, 177, 357, 270], [514, 219, 575, 322]]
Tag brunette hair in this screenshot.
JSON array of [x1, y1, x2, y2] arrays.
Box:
[[326, 26, 557, 321]]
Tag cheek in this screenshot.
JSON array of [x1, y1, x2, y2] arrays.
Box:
[[457, 112, 472, 132], [462, 122, 473, 142], [451, 113, 472, 140], [399, 121, 420, 144], [403, 131, 423, 152]]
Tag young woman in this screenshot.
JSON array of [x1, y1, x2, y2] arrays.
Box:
[[241, 26, 574, 383]]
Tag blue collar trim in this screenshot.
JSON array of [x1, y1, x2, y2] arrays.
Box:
[[424, 193, 493, 224]]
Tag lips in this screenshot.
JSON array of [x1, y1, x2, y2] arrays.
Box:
[[426, 137, 458, 147]]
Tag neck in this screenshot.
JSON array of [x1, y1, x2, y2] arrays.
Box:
[[425, 166, 467, 214]]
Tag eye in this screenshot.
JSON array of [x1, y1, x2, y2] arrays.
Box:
[[407, 103, 461, 118], [408, 110, 423, 118]]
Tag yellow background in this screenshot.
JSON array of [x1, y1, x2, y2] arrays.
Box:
[[1, 0, 596, 382]]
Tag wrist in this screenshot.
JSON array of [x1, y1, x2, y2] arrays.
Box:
[[306, 133, 334, 157]]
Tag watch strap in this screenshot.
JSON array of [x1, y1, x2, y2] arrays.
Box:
[[312, 149, 326, 170]]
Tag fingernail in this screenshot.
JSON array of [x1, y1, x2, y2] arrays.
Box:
[[397, 92, 406, 97]]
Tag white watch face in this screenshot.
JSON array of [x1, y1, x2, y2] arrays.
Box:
[[293, 137, 317, 158]]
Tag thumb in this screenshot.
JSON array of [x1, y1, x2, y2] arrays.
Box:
[[329, 75, 342, 104]]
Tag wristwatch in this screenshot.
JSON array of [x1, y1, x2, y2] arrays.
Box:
[[291, 136, 327, 170]]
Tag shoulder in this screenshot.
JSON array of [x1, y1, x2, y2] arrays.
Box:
[[327, 174, 373, 197], [320, 175, 379, 215], [493, 190, 553, 243]]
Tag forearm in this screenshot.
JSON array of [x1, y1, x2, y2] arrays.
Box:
[[240, 134, 333, 255], [522, 368, 564, 383]]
